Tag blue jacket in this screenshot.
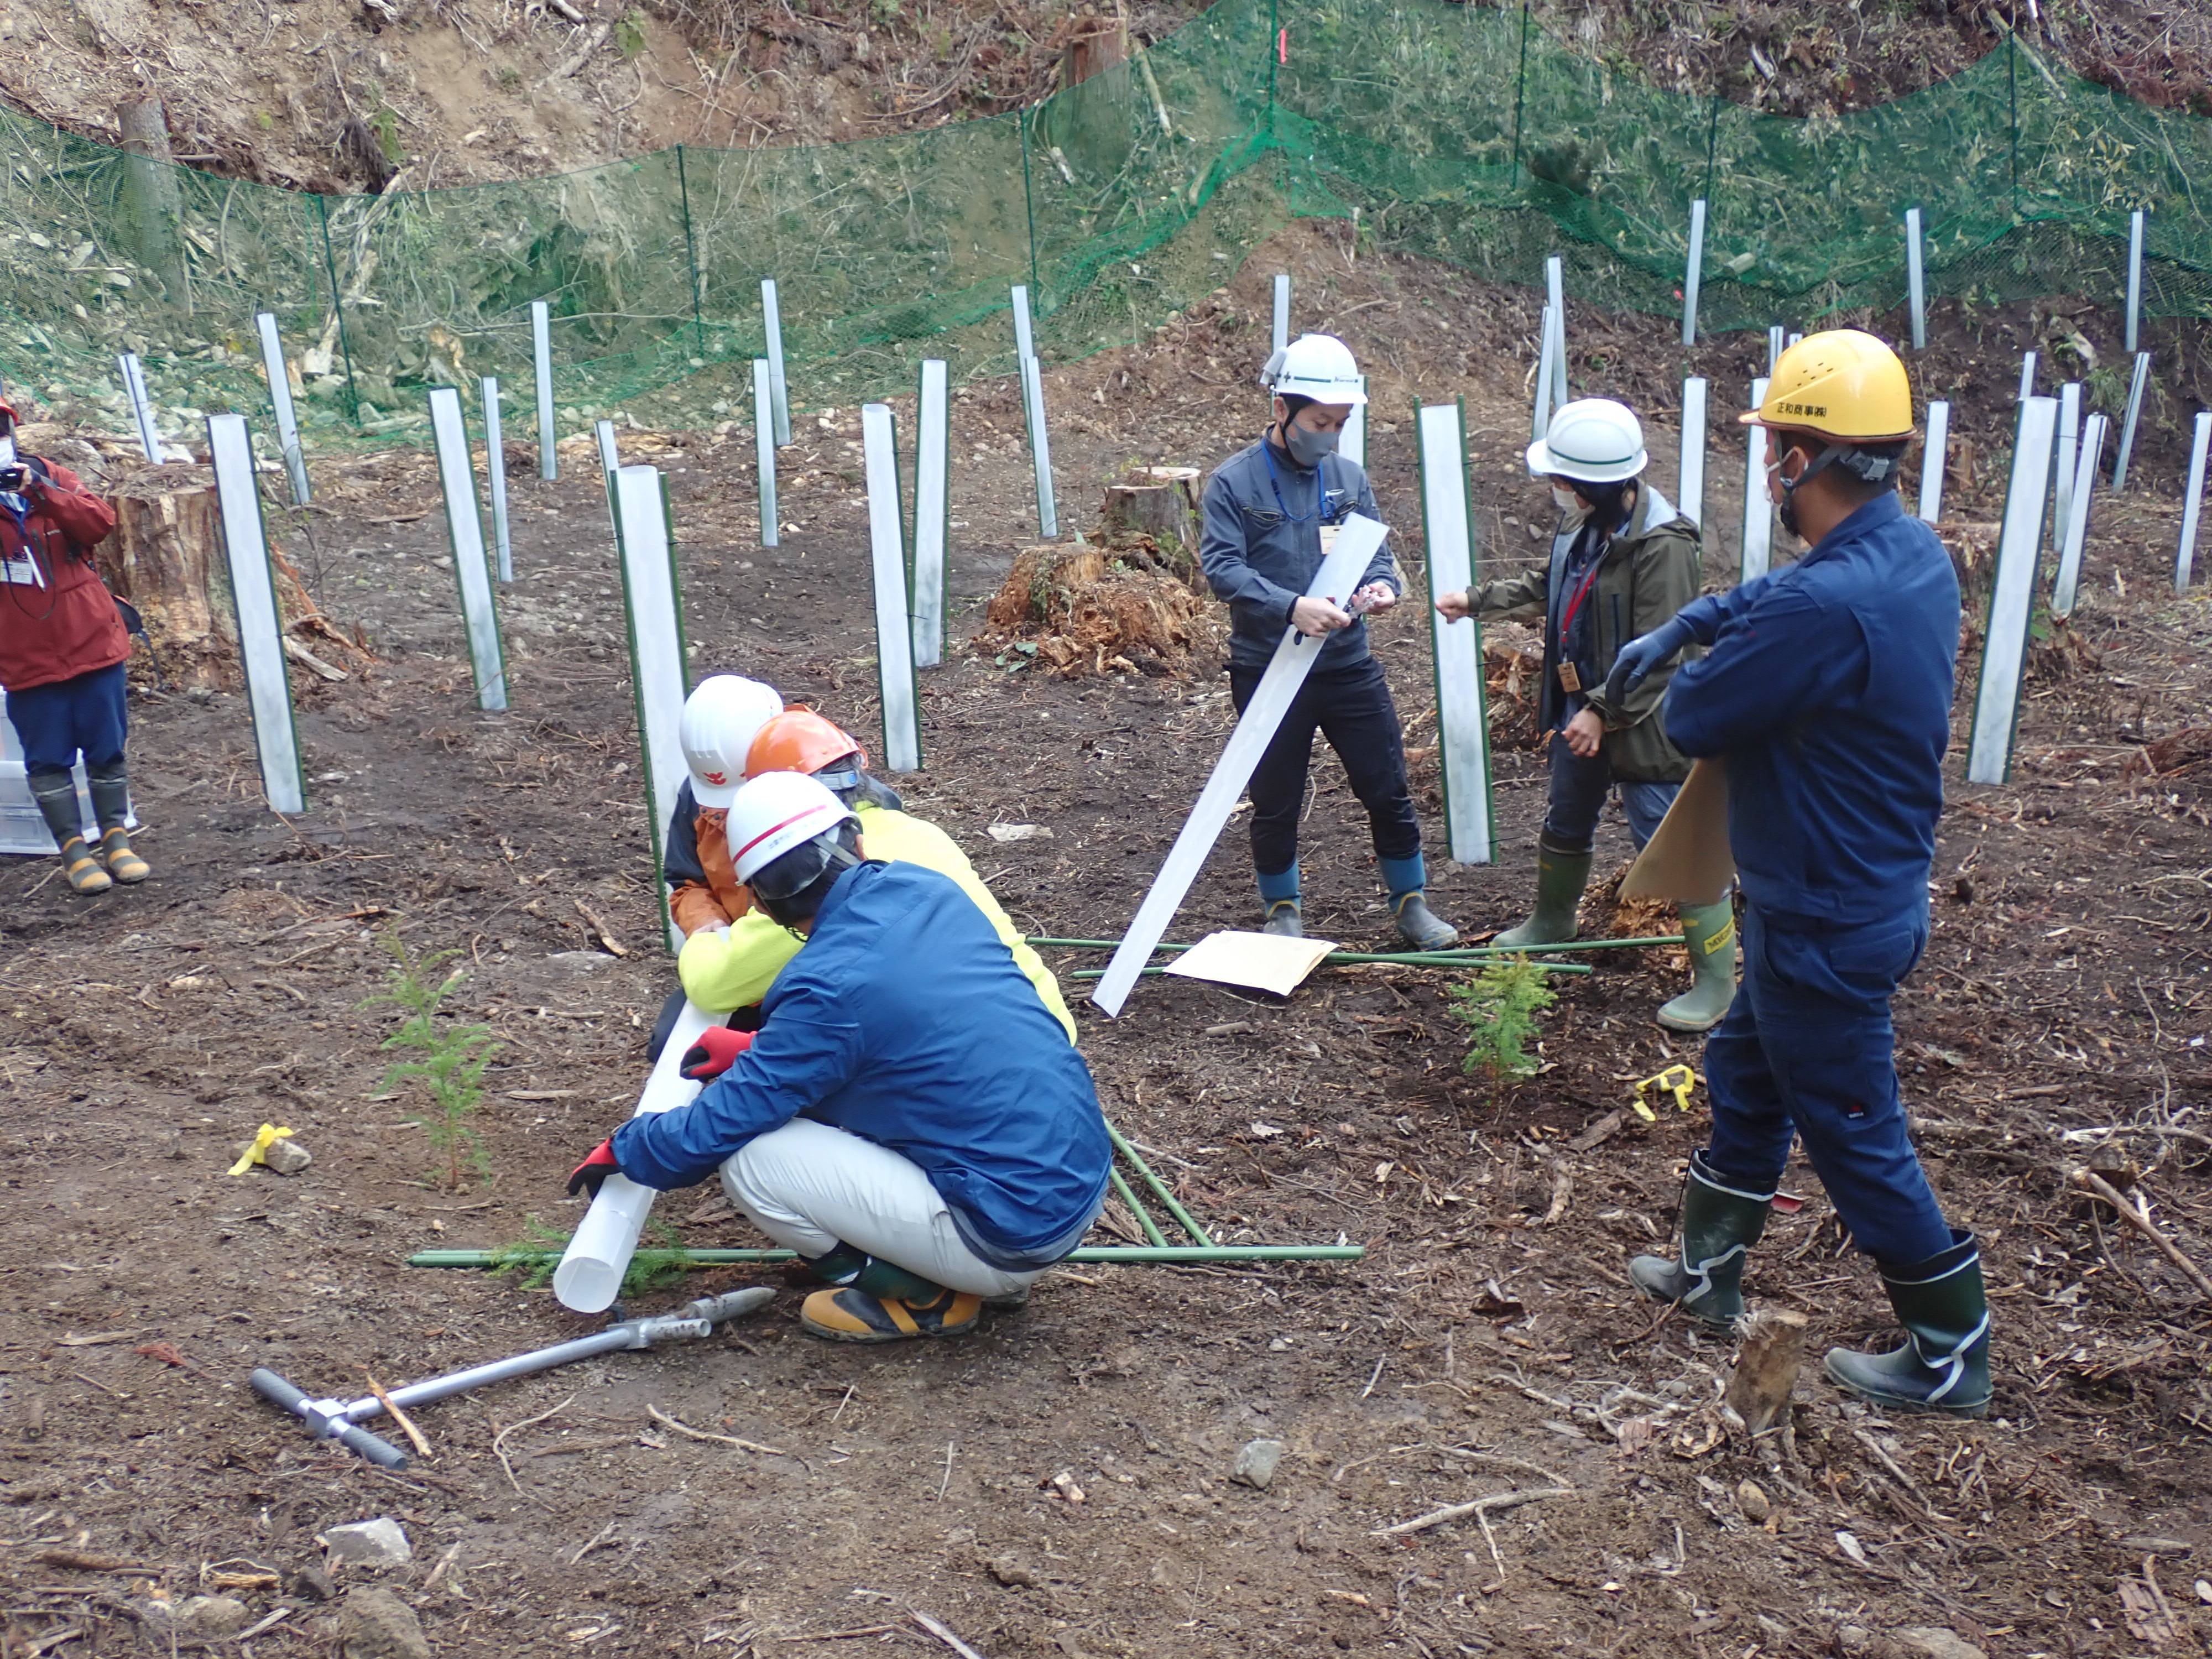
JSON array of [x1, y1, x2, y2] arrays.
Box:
[[1662, 493, 1959, 925], [1200, 437, 1396, 671], [612, 860, 1110, 1262]]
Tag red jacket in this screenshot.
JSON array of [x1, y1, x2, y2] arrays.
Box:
[[0, 460, 125, 693]]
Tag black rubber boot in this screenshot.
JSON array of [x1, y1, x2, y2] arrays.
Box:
[[1822, 1230, 1993, 1418], [1626, 1151, 1775, 1327]]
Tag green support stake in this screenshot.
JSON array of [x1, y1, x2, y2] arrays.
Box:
[[1107, 1166, 1171, 1248], [1106, 1120, 1214, 1246], [409, 1246, 1366, 1270]]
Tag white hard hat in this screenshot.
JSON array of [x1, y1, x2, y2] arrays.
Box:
[[1525, 398, 1648, 483], [725, 771, 858, 893], [1259, 333, 1368, 407], [680, 675, 784, 808]]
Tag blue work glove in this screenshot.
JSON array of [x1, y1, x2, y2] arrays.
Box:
[[1605, 614, 1699, 706]]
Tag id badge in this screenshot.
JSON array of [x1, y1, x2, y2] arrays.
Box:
[[0, 554, 42, 588], [1556, 660, 1582, 694]]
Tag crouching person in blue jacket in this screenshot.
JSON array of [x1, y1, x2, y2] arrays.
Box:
[[1607, 331, 1988, 1417], [568, 772, 1110, 1343]]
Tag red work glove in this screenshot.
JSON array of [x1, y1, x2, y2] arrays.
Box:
[[567, 1139, 621, 1199], [679, 1026, 755, 1082]]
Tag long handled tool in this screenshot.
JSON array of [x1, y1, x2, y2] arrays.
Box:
[[249, 1286, 774, 1468]]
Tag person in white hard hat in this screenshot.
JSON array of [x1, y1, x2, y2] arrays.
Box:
[[1434, 396, 1735, 1032], [1197, 332, 1457, 948], [568, 772, 1111, 1344]]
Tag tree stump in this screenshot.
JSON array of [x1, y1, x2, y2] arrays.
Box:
[[97, 463, 233, 689], [1100, 466, 1202, 577]]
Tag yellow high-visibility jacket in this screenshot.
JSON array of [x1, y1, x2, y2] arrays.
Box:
[[675, 804, 1078, 1043]]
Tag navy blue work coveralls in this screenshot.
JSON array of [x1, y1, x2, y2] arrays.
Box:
[[1661, 492, 1960, 1267], [1198, 436, 1421, 885]]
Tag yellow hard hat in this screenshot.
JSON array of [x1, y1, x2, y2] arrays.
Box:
[[1740, 328, 1914, 443]]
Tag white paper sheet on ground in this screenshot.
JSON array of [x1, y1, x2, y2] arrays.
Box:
[[1918, 400, 1951, 523], [1021, 354, 1058, 539], [1090, 514, 1390, 1018], [911, 359, 950, 669], [1965, 395, 2058, 784], [1340, 377, 1367, 470], [1678, 377, 1707, 526], [482, 377, 512, 582], [761, 279, 791, 447], [1622, 757, 1733, 904], [1010, 283, 1036, 363], [863, 403, 921, 771], [2053, 382, 2081, 546], [254, 312, 309, 507], [554, 997, 717, 1312], [1532, 302, 1557, 444], [2051, 413, 2107, 619], [1681, 199, 1705, 347], [1417, 401, 1495, 865], [2126, 209, 2146, 354], [612, 464, 691, 953], [118, 353, 160, 462], [2177, 412, 2211, 595], [532, 300, 557, 480], [1166, 930, 1339, 998], [1271, 273, 1290, 354], [0, 693, 132, 854], [1740, 377, 1773, 581], [2113, 352, 2152, 492], [753, 358, 779, 547], [205, 414, 305, 815], [427, 387, 508, 713], [1906, 206, 1927, 351]]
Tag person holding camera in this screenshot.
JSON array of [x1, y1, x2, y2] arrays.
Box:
[[0, 404, 135, 894]]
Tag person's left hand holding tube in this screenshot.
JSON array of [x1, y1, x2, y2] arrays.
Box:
[[678, 1026, 754, 1081]]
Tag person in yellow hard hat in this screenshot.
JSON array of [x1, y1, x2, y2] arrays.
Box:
[[1605, 330, 1986, 1417], [675, 708, 1077, 1044]]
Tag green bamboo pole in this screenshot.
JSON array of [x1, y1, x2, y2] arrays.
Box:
[[409, 1245, 1365, 1269], [1107, 1166, 1171, 1247], [1105, 1120, 1214, 1246]]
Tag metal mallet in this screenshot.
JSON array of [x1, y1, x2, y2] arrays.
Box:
[[250, 1286, 776, 1468]]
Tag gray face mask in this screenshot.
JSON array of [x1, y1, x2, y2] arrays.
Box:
[[1281, 419, 1338, 468]]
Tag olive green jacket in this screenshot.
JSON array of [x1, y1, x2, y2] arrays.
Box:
[[1472, 484, 1703, 783]]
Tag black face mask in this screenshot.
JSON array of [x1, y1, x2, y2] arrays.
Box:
[[1775, 450, 1806, 539]]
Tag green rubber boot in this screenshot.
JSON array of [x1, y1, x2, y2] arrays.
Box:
[[1626, 1151, 1775, 1327], [1657, 899, 1738, 1032], [1822, 1231, 1993, 1418], [1491, 842, 1590, 950]]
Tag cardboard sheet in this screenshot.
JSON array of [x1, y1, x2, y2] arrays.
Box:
[[1621, 757, 1734, 904], [1165, 930, 1340, 998]]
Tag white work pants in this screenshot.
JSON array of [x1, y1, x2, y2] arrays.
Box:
[[718, 1118, 1038, 1300]]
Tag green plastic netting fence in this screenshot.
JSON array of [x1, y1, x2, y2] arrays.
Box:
[[1, 0, 2206, 451]]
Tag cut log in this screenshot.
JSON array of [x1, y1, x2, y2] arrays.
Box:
[[1100, 466, 1201, 575], [1723, 1308, 1807, 1434]]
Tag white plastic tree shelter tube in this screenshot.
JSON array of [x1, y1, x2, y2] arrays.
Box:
[[611, 463, 691, 953], [1678, 377, 1708, 526], [2126, 209, 2145, 356], [426, 387, 509, 714], [2177, 412, 2211, 596], [1964, 395, 2058, 786], [1681, 199, 1705, 348], [2050, 413, 2106, 619], [1417, 403, 1495, 866], [205, 414, 306, 815], [1544, 257, 1567, 410], [117, 353, 160, 462], [482, 377, 512, 583], [532, 300, 557, 480], [1271, 273, 1290, 354], [753, 358, 779, 548], [1740, 377, 1773, 582], [2017, 351, 2037, 402], [761, 280, 791, 447], [1339, 377, 1367, 471], [2052, 382, 2080, 547], [1768, 326, 1785, 373], [1918, 400, 1951, 524], [254, 312, 310, 507], [1010, 283, 1036, 362], [1905, 207, 1927, 351], [554, 998, 718, 1313], [863, 402, 922, 773], [2113, 352, 2151, 492], [596, 420, 620, 500], [911, 359, 951, 670], [1021, 354, 1058, 539], [1089, 514, 1390, 1018], [1531, 303, 1557, 444]]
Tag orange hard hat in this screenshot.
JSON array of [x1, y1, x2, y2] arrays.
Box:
[[745, 708, 866, 781]]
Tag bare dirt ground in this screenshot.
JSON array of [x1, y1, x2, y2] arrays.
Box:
[[4, 234, 2212, 1658]]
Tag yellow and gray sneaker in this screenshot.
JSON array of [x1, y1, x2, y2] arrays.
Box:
[[801, 1285, 983, 1343]]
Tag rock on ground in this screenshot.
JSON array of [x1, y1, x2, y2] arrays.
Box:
[[1229, 1438, 1285, 1491], [339, 1587, 432, 1659], [324, 1517, 413, 1568], [1891, 1630, 1989, 1659]]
